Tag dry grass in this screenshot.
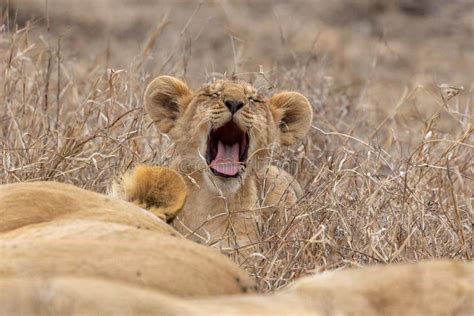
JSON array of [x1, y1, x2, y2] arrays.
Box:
[[1, 0, 472, 292]]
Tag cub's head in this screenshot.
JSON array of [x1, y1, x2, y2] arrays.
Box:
[[145, 76, 313, 192]]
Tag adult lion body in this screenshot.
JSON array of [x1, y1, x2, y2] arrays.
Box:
[[0, 179, 472, 315], [0, 180, 256, 298], [125, 76, 313, 250]]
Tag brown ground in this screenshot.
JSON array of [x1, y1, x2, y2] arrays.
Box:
[[1, 0, 473, 290]]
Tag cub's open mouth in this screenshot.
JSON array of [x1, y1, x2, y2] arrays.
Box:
[[206, 121, 249, 178]]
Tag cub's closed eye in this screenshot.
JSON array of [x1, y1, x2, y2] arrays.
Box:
[[249, 97, 263, 103], [203, 93, 221, 98]]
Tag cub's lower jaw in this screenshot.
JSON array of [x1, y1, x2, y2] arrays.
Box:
[[206, 121, 249, 179]]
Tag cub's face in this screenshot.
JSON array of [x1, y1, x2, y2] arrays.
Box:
[[145, 76, 313, 192]]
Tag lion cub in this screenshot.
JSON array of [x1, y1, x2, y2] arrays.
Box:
[[119, 76, 313, 252]]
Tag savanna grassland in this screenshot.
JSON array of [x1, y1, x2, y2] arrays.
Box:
[[1, 0, 472, 291]]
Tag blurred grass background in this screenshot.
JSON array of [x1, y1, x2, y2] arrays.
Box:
[[1, 0, 472, 290]]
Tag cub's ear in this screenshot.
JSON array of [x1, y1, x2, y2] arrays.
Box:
[[144, 76, 192, 134], [269, 92, 313, 146]]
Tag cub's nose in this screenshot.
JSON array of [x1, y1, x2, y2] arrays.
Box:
[[224, 100, 245, 114]]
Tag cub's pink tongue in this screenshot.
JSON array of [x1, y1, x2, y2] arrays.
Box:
[[210, 141, 240, 176]]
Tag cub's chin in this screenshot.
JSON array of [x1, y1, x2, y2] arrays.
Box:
[[202, 168, 245, 195]]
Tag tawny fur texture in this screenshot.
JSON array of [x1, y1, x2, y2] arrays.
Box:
[[113, 165, 187, 223], [134, 75, 313, 250], [0, 180, 256, 298], [1, 182, 472, 316]]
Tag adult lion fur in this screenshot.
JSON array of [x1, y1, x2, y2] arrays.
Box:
[[0, 179, 256, 298], [1, 177, 473, 315]]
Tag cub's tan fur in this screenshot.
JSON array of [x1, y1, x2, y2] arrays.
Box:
[[113, 165, 187, 223], [127, 76, 313, 250]]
